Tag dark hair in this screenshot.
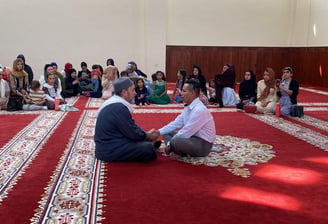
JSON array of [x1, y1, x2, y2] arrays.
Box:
[[107, 58, 115, 66], [177, 69, 186, 90], [245, 69, 256, 82], [192, 65, 203, 76], [120, 70, 128, 77], [155, 70, 166, 81], [185, 79, 201, 96], [178, 69, 187, 79], [46, 73, 55, 80], [44, 64, 52, 74], [30, 80, 40, 90], [135, 78, 145, 89], [92, 64, 104, 74], [208, 79, 215, 86], [81, 61, 87, 67], [68, 68, 77, 76]]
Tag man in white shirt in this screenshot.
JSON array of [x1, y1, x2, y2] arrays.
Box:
[[156, 79, 216, 158]]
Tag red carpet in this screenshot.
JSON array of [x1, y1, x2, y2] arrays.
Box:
[[298, 89, 328, 103], [105, 112, 328, 224], [0, 97, 88, 224], [0, 85, 327, 224], [0, 114, 38, 147]]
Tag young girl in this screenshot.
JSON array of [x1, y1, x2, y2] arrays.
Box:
[[208, 79, 217, 104], [23, 80, 48, 110], [42, 73, 65, 110], [172, 69, 186, 103], [88, 69, 102, 98], [147, 71, 171, 104], [135, 78, 149, 106]]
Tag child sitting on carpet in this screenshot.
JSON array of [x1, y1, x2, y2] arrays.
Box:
[[208, 79, 217, 104], [135, 78, 149, 106], [172, 69, 186, 103], [88, 69, 102, 98], [43, 73, 65, 110], [23, 80, 48, 110], [147, 71, 171, 104]]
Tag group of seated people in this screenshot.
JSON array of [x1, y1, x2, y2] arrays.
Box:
[[0, 56, 155, 110], [0, 54, 299, 116], [236, 66, 299, 117]]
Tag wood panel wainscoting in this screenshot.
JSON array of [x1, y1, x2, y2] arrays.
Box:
[[165, 46, 328, 87]]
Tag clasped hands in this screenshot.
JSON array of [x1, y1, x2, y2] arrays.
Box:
[[146, 129, 160, 141]]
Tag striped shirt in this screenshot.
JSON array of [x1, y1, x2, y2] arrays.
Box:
[[29, 89, 46, 103]]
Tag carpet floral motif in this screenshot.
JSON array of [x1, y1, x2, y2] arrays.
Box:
[[175, 135, 275, 178], [0, 111, 67, 203]]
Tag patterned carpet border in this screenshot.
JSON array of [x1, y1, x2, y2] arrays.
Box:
[[31, 110, 105, 224], [291, 115, 328, 132], [300, 87, 328, 95], [0, 111, 68, 204], [299, 102, 328, 106], [247, 114, 328, 151], [304, 107, 328, 111]]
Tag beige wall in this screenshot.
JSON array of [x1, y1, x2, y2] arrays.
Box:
[[167, 0, 292, 46], [0, 0, 327, 77]]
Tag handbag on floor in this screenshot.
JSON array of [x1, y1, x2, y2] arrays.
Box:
[[290, 105, 304, 117], [7, 94, 24, 111]]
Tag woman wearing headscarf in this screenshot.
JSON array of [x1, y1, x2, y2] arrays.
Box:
[[214, 64, 236, 107], [62, 62, 73, 77], [9, 58, 29, 95], [236, 69, 257, 109], [255, 67, 277, 114], [64, 68, 80, 97]]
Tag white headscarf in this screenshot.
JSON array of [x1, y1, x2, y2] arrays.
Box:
[[96, 95, 134, 117], [0, 79, 7, 98]]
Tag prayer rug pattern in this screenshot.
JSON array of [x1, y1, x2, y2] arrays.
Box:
[[248, 114, 328, 151], [172, 135, 275, 178], [0, 111, 67, 203], [31, 110, 104, 224], [291, 115, 328, 132], [300, 87, 328, 95]]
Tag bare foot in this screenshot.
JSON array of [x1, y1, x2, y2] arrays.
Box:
[[169, 153, 181, 160]]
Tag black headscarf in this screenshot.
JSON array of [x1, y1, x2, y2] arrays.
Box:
[[239, 69, 257, 101]]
